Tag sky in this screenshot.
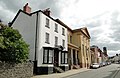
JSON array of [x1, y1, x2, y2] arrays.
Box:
[[0, 0, 120, 56]]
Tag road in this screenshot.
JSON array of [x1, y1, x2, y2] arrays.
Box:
[[65, 64, 120, 78]]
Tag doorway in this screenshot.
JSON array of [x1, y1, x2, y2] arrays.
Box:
[[73, 49, 76, 65], [54, 49, 59, 67]]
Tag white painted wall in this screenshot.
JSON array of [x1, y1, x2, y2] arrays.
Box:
[[37, 12, 68, 66], [12, 12, 36, 61]]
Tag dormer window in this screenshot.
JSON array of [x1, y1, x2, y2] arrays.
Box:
[[45, 18, 49, 28]]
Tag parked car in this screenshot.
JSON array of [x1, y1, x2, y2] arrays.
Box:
[[115, 61, 120, 64], [90, 63, 100, 69], [99, 63, 103, 67], [107, 62, 111, 65], [102, 62, 106, 66]]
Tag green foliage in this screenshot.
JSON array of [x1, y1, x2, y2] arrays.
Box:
[[0, 23, 29, 63]]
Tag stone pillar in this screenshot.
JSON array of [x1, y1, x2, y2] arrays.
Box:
[[71, 48, 73, 65], [75, 50, 78, 65]]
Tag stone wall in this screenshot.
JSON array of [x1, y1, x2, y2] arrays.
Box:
[[0, 62, 33, 78]]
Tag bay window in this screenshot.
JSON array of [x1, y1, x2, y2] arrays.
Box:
[[61, 51, 68, 64], [43, 47, 53, 64]]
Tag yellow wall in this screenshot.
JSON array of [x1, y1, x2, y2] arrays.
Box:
[[72, 30, 91, 68], [67, 28, 91, 68]]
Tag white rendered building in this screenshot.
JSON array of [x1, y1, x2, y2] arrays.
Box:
[[10, 3, 68, 74]]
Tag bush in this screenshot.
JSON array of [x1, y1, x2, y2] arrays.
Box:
[[0, 23, 29, 63]]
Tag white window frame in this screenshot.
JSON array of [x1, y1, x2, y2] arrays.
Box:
[[45, 32, 50, 44]]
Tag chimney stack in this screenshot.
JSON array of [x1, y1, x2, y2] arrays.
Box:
[[103, 47, 107, 55], [43, 8, 51, 16], [23, 3, 31, 14]]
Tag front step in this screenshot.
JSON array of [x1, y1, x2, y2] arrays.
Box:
[[53, 66, 64, 73], [73, 65, 80, 69]]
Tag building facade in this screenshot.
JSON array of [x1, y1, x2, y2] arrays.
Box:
[[73, 28, 91, 68], [67, 27, 91, 69], [11, 3, 68, 74], [90, 45, 103, 64], [67, 28, 80, 69], [102, 47, 108, 62]]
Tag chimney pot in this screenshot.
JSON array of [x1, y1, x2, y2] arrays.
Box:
[[23, 3, 31, 14], [43, 8, 51, 16]]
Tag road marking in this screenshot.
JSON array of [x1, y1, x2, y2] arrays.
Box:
[[111, 66, 120, 78]]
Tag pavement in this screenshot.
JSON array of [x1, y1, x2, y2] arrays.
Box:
[[31, 68, 91, 78]]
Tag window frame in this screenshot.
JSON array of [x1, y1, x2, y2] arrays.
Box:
[[45, 32, 50, 44], [62, 28, 65, 36], [62, 39, 65, 48], [55, 36, 58, 46], [70, 35, 72, 43], [43, 47, 54, 64], [54, 23, 58, 33], [61, 51, 68, 64], [45, 18, 50, 28]]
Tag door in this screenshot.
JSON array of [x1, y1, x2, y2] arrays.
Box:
[[73, 49, 76, 65], [54, 49, 59, 66]]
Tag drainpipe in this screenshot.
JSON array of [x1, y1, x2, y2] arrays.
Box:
[[35, 12, 39, 61], [34, 12, 39, 74]]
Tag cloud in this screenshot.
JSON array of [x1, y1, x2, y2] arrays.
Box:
[[86, 20, 102, 28], [109, 11, 120, 42], [108, 50, 120, 56], [0, 0, 63, 23], [0, 3, 15, 23], [112, 30, 120, 42], [0, 0, 24, 23], [37, 0, 62, 18], [109, 11, 120, 30], [86, 11, 120, 56], [1, 0, 120, 56], [0, 0, 21, 12]]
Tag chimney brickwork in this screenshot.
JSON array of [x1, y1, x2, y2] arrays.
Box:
[[23, 3, 31, 14], [43, 8, 51, 16]]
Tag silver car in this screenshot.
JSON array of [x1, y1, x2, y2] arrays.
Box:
[[90, 63, 100, 69]]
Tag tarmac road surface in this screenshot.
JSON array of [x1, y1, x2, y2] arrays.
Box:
[[65, 64, 120, 78]]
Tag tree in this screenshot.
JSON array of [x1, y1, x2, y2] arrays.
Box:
[[0, 23, 29, 63]]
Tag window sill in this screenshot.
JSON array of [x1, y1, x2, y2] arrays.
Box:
[[54, 30, 58, 33], [45, 25, 50, 28], [43, 63, 53, 64], [62, 34, 65, 36], [45, 42, 50, 44]]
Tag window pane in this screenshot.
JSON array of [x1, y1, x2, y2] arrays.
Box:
[[49, 57, 52, 63], [65, 53, 68, 63], [49, 50, 53, 63], [46, 18, 49, 27], [62, 39, 65, 47], [62, 53, 64, 63], [70, 36, 72, 43], [55, 23, 58, 32], [49, 50, 53, 56], [55, 36, 58, 46], [44, 49, 48, 63], [45, 49, 47, 55], [62, 28, 65, 35], [45, 33, 49, 43], [65, 53, 67, 58]]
